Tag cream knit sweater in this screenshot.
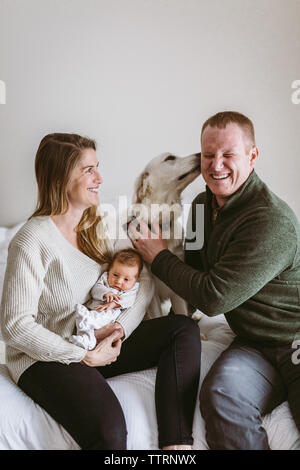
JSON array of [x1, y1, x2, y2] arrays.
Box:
[[0, 216, 154, 384]]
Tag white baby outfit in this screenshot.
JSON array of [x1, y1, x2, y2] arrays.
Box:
[[69, 271, 139, 350]]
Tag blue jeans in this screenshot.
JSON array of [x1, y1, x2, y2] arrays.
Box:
[[200, 337, 300, 449]]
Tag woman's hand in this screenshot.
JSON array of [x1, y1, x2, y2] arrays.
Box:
[[94, 321, 124, 343], [82, 329, 122, 367]]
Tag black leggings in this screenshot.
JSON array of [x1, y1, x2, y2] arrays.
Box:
[[18, 315, 201, 450]]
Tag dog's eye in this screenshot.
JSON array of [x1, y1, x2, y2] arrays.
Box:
[[164, 155, 176, 162]]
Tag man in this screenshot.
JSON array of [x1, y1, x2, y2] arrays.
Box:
[[131, 111, 300, 449]]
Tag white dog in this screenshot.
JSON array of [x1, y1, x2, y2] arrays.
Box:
[[128, 151, 203, 322]]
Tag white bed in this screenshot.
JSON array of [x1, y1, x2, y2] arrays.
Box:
[[0, 222, 299, 450]]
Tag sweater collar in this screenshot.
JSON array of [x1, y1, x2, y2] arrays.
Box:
[[206, 169, 261, 214]]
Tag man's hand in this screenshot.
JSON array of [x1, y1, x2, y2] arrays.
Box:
[[128, 219, 168, 264]]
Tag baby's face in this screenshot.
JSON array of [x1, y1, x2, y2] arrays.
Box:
[[107, 261, 139, 291]]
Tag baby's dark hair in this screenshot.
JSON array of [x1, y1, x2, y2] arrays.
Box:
[[108, 248, 143, 277]]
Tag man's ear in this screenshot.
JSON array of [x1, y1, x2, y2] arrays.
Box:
[[250, 146, 259, 168]]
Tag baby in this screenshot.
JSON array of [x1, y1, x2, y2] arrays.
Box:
[[70, 248, 143, 350]]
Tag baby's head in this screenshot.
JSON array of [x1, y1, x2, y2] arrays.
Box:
[[107, 248, 143, 291]]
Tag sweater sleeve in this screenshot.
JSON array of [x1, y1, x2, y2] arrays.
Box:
[[0, 243, 86, 364], [151, 211, 297, 316], [111, 239, 154, 339]]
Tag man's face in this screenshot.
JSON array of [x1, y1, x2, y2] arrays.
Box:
[[201, 123, 258, 207]]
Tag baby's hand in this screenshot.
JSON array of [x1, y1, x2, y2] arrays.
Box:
[[104, 292, 121, 303], [94, 301, 120, 312]]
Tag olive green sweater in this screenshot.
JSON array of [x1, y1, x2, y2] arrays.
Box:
[[151, 170, 300, 346]]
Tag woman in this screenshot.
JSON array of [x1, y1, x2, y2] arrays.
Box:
[[0, 133, 201, 450]]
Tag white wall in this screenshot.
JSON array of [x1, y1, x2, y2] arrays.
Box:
[[0, 0, 299, 226]]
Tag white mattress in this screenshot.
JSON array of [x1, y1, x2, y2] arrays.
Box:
[[0, 314, 299, 450]]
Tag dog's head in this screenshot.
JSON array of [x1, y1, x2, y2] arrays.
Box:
[[128, 152, 201, 243], [133, 152, 201, 205]]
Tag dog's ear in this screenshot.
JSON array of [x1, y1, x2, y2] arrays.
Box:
[[134, 171, 151, 203]]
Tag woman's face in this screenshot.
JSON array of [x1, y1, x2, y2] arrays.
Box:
[[66, 148, 102, 211]]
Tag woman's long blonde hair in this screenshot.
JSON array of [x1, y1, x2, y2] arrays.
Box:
[[29, 133, 113, 264]]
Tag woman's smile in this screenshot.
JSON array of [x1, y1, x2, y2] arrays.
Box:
[[66, 148, 102, 211]]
